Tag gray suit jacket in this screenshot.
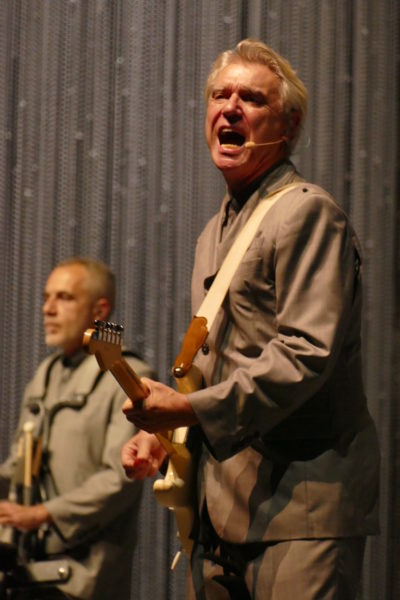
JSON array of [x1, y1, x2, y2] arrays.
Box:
[[188, 161, 380, 544], [0, 350, 154, 599]]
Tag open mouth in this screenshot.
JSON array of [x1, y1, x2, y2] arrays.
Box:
[[219, 128, 245, 149]]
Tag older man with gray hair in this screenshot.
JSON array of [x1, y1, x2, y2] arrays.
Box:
[[122, 40, 379, 599]]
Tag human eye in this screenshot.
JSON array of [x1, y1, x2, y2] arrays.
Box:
[[241, 90, 267, 106], [210, 88, 228, 101], [58, 292, 74, 301]]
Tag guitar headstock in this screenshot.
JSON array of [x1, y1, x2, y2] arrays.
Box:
[[82, 320, 124, 371]]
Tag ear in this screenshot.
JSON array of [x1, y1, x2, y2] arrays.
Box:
[[92, 298, 111, 322], [283, 110, 301, 142]]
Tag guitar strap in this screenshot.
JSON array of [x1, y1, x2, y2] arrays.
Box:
[[173, 182, 300, 375], [197, 182, 300, 329]]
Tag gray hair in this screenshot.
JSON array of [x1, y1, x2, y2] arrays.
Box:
[[56, 257, 116, 313]]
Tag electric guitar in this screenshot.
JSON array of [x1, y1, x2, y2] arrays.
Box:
[[82, 320, 205, 564]]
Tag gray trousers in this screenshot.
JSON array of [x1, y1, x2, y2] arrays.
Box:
[[187, 515, 366, 600]]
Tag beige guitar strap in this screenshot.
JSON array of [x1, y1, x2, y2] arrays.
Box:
[[196, 182, 300, 330]]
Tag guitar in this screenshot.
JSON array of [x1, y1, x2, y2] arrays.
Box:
[[82, 320, 204, 564], [0, 421, 43, 567]]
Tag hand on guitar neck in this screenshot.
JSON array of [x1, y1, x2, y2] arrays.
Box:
[[120, 378, 198, 483], [83, 320, 198, 436], [121, 378, 198, 433]]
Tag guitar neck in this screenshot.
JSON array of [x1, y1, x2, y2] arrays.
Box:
[[109, 359, 147, 401], [110, 358, 177, 455]]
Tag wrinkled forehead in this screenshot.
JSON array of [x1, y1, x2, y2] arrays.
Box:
[[208, 61, 284, 111]]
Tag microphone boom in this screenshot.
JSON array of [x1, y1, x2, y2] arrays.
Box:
[[244, 139, 284, 149]]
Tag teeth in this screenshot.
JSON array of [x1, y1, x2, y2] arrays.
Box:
[[221, 143, 239, 149]]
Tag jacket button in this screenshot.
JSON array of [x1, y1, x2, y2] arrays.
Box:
[[202, 343, 210, 355]]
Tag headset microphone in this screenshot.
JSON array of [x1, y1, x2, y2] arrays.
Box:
[[244, 138, 286, 149]]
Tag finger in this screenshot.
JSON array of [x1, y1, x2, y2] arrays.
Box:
[[140, 377, 154, 395], [122, 397, 135, 413], [121, 450, 137, 468], [124, 464, 144, 480], [131, 398, 146, 411], [148, 458, 162, 477], [125, 457, 153, 480], [122, 402, 147, 425]]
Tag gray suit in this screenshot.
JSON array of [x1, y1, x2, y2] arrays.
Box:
[[188, 161, 379, 552], [0, 350, 153, 599]]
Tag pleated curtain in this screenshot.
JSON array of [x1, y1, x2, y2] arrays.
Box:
[[0, 1, 398, 598]]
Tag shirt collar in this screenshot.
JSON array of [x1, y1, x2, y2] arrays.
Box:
[[230, 159, 292, 213], [61, 348, 87, 369]]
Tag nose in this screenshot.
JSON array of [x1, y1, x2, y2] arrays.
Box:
[[222, 93, 242, 121], [43, 295, 56, 315]]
